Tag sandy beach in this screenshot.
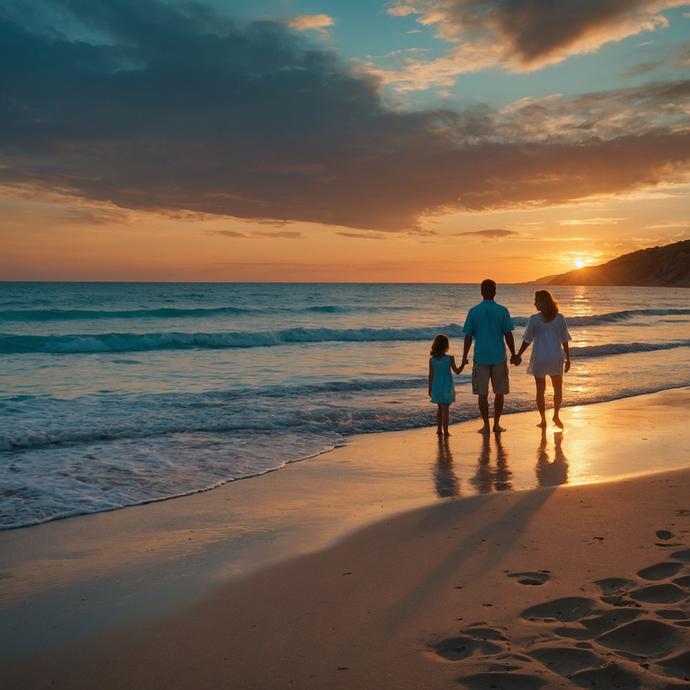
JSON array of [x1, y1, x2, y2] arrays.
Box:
[[2, 388, 690, 689]]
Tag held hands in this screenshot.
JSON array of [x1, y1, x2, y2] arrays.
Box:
[[510, 354, 522, 366], [457, 358, 469, 374]]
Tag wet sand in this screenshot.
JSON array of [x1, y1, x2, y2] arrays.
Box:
[[2, 388, 690, 688]]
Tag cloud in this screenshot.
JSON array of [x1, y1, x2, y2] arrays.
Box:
[[387, 4, 420, 17], [1, 0, 690, 233], [453, 228, 519, 240], [380, 0, 688, 89], [210, 230, 305, 239], [623, 39, 690, 76], [558, 218, 626, 226], [287, 14, 335, 38], [336, 231, 391, 239]]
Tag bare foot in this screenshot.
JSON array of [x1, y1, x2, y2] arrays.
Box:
[[537, 420, 547, 428], [478, 425, 491, 434], [444, 431, 451, 437], [436, 429, 443, 435], [552, 415, 564, 428], [493, 424, 506, 433]]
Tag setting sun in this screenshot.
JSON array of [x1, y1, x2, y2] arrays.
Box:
[[575, 259, 585, 268]]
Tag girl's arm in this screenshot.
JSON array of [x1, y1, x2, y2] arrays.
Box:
[[428, 358, 434, 397], [563, 341, 571, 373], [450, 355, 461, 375]]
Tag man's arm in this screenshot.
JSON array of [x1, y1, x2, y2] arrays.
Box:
[[504, 331, 517, 364], [459, 334, 473, 373]]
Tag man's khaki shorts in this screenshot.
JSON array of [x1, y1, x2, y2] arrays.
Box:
[[472, 360, 510, 396]]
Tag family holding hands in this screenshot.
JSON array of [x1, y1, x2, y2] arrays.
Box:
[[429, 279, 571, 436]]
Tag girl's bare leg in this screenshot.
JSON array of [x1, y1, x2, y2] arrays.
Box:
[[535, 377, 547, 427], [442, 404, 451, 436], [551, 375, 564, 428], [436, 405, 443, 434]]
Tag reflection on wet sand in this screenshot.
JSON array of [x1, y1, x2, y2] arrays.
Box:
[[469, 434, 514, 494], [536, 430, 569, 487], [432, 436, 461, 498]]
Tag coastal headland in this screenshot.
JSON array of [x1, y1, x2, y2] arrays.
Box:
[[2, 389, 690, 689]]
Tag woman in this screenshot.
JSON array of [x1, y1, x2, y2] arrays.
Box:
[[515, 290, 571, 428]]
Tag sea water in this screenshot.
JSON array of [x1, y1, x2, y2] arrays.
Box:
[[1, 282, 689, 530]]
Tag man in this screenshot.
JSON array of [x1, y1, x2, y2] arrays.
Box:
[[459, 279, 517, 434]]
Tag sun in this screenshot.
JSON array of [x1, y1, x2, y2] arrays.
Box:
[[575, 258, 585, 268]]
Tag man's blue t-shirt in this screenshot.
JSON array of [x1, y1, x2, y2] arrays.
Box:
[[462, 300, 514, 365]]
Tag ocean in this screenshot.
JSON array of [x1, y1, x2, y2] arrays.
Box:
[[1, 282, 689, 530]]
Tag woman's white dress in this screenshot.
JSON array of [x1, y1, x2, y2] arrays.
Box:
[[522, 313, 571, 378]]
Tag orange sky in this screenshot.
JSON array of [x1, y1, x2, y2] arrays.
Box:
[[1, 0, 689, 282]]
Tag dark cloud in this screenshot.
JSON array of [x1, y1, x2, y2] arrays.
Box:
[[491, 0, 654, 63], [336, 231, 390, 239], [1, 0, 690, 232], [454, 229, 519, 239], [396, 0, 677, 65]]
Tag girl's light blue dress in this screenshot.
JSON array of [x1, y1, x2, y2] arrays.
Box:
[[430, 354, 455, 404]]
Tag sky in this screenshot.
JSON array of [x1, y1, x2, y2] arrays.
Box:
[[1, 0, 689, 282]]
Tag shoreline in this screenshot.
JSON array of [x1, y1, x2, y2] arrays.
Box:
[[2, 388, 690, 685], [4, 383, 690, 534]]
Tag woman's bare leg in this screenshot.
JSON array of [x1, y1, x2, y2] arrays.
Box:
[[551, 375, 564, 428], [535, 377, 547, 427]]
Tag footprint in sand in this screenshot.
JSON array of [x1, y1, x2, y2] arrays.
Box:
[[595, 619, 681, 657], [507, 571, 550, 586], [629, 583, 689, 604], [432, 634, 504, 661], [637, 561, 684, 580], [655, 650, 690, 682], [520, 596, 596, 623], [673, 575, 690, 588], [428, 552, 690, 689], [528, 646, 606, 676]]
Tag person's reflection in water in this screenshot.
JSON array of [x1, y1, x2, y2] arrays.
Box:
[[433, 436, 462, 498], [469, 435, 513, 493], [493, 434, 513, 491], [535, 429, 569, 487]]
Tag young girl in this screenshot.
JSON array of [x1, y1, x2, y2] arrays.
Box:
[[515, 290, 571, 428], [428, 334, 462, 436]]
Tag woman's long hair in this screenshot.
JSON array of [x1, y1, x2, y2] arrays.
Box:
[[535, 290, 559, 321], [430, 334, 449, 359]]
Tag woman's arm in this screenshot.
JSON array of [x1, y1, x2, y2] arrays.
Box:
[[563, 341, 571, 373], [428, 358, 434, 397], [516, 339, 532, 358], [514, 314, 534, 363]]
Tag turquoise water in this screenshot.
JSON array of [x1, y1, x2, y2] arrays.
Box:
[[1, 282, 689, 529]]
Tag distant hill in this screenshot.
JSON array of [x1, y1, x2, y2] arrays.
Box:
[[544, 239, 690, 287]]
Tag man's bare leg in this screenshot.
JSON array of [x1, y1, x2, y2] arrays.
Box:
[[478, 394, 490, 433], [493, 393, 505, 432]]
